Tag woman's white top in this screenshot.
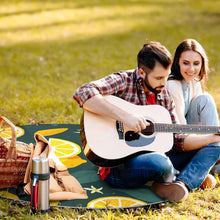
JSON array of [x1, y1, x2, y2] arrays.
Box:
[[166, 79, 202, 124]]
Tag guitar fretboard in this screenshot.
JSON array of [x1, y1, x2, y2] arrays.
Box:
[[154, 123, 220, 134]]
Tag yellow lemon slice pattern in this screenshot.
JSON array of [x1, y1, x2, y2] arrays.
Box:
[[49, 138, 81, 159], [49, 138, 87, 168], [60, 155, 87, 168], [35, 128, 68, 137], [87, 196, 147, 208], [0, 191, 19, 200], [50, 201, 59, 206], [0, 126, 24, 139]]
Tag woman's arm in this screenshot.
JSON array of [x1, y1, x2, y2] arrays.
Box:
[[184, 133, 220, 151], [166, 80, 187, 124]]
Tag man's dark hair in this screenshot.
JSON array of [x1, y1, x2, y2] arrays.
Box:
[[137, 41, 172, 71]]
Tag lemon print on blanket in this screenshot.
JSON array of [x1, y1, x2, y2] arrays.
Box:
[[49, 138, 87, 168], [35, 128, 68, 137], [0, 126, 24, 139], [0, 191, 19, 200], [87, 196, 147, 208]]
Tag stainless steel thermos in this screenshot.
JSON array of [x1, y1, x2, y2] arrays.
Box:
[[31, 156, 50, 213]]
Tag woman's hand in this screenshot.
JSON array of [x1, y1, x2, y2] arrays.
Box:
[[211, 131, 220, 143]]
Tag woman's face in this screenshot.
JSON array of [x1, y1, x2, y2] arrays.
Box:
[[178, 50, 202, 83]]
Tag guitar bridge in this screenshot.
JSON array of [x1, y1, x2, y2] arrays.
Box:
[[116, 121, 124, 139]]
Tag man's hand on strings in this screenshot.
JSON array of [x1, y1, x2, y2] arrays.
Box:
[[123, 113, 149, 133]]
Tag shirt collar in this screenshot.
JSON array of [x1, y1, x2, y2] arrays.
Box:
[[134, 68, 143, 81]]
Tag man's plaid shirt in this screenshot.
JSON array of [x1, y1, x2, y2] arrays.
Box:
[[74, 68, 186, 151]]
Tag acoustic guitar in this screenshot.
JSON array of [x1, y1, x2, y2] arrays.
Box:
[[80, 95, 220, 167]]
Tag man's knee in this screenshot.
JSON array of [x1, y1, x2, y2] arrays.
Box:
[[154, 154, 175, 183]]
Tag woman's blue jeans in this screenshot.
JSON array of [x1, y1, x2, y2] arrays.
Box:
[[167, 93, 220, 190], [186, 93, 219, 126], [171, 92, 220, 190], [105, 93, 220, 190]]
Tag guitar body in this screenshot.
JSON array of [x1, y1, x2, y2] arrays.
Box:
[[80, 95, 173, 167]]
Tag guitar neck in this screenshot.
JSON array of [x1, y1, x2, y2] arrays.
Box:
[[154, 123, 220, 134]]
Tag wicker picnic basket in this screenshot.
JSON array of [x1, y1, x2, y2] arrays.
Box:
[[0, 116, 31, 188]]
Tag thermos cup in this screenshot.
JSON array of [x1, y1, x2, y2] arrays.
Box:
[[31, 156, 50, 213]]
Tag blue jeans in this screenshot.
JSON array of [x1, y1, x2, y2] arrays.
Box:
[[186, 93, 219, 127], [166, 145, 220, 190], [104, 152, 175, 188], [171, 92, 220, 190], [105, 94, 220, 190], [105, 146, 220, 191]]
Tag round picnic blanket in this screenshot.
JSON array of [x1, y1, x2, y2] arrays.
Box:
[[0, 124, 164, 209]]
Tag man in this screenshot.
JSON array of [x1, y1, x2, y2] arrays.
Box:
[[74, 41, 220, 201]]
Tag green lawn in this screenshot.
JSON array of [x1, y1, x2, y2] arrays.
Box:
[[0, 0, 220, 219]]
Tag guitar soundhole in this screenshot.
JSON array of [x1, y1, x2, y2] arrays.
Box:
[[141, 120, 154, 136]]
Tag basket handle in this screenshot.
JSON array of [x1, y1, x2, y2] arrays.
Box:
[[0, 116, 17, 160]]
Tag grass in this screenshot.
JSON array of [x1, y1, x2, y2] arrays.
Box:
[[1, 183, 220, 219], [0, 0, 220, 219]]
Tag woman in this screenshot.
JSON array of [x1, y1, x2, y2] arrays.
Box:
[[166, 39, 220, 178]]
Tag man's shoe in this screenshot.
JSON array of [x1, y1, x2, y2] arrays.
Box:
[[152, 182, 188, 201], [200, 174, 216, 190]]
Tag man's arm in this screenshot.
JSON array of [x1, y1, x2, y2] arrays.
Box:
[[83, 94, 148, 133]]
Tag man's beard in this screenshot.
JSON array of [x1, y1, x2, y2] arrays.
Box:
[[144, 76, 164, 94]]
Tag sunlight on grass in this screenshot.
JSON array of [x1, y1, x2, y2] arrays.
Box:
[[0, 5, 161, 45], [0, 0, 220, 124]]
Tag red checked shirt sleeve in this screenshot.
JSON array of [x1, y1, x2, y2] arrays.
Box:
[[173, 133, 186, 151], [73, 72, 127, 107]]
